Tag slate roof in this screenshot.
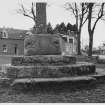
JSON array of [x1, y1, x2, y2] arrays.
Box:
[[0, 28, 28, 40]]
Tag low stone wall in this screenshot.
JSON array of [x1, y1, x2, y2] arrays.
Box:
[[6, 63, 96, 79], [76, 56, 98, 63], [97, 59, 105, 64], [11, 55, 76, 66]]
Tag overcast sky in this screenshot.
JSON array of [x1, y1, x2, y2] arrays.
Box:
[[0, 0, 105, 48]]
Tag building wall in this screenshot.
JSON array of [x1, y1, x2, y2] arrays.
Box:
[[73, 37, 78, 54], [60, 36, 77, 55], [0, 39, 24, 55]]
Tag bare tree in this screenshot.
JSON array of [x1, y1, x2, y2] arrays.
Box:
[[65, 2, 88, 55], [17, 1, 36, 26], [87, 3, 105, 56]]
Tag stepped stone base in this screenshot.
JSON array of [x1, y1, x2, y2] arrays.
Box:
[[11, 55, 76, 66], [5, 62, 95, 79], [0, 56, 96, 81]]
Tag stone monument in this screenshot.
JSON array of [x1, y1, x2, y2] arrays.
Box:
[[24, 2, 62, 56], [4, 2, 96, 81]]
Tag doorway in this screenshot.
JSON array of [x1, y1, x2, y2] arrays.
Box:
[[14, 44, 18, 55], [65, 38, 73, 55]]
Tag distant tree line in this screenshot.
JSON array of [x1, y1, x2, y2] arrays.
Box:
[[46, 22, 77, 34]]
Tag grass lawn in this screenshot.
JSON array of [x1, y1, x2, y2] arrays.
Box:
[[0, 55, 105, 102], [0, 80, 105, 102]]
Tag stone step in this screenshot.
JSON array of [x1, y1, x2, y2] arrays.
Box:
[[11, 76, 96, 86], [10, 70, 105, 86], [0, 70, 105, 86], [11, 55, 76, 66], [5, 62, 95, 79]]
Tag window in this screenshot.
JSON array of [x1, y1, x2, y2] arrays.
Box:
[[3, 45, 7, 52], [2, 31, 8, 38], [14, 44, 18, 55], [69, 38, 73, 43], [63, 37, 67, 42]]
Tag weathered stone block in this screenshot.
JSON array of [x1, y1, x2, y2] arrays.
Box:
[[11, 55, 76, 66], [24, 34, 62, 55], [6, 63, 96, 79]]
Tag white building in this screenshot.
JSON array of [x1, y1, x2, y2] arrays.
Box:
[[58, 31, 77, 55]]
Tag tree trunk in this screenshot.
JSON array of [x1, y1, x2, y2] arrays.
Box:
[[88, 3, 94, 57], [77, 31, 81, 55], [88, 32, 93, 57]]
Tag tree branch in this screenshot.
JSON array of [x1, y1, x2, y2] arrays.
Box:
[[66, 3, 76, 17], [92, 3, 105, 32], [31, 2, 36, 22], [17, 2, 36, 21], [82, 17, 88, 26], [81, 3, 88, 27]]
